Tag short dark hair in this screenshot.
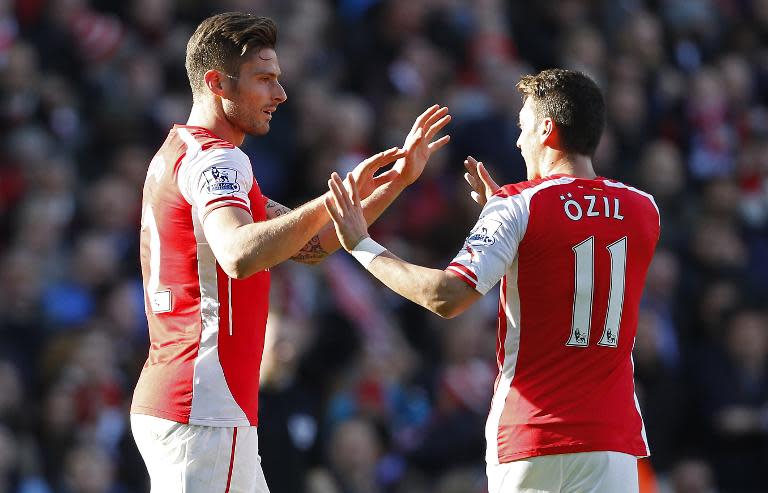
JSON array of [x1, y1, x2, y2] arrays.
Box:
[[516, 69, 605, 156], [185, 12, 277, 98]]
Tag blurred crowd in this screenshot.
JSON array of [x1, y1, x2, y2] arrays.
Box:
[[0, 0, 767, 492]]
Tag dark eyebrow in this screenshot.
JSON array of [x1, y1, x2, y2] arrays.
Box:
[[252, 69, 281, 78]]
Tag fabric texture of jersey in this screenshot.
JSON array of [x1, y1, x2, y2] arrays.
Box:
[[447, 175, 660, 464], [131, 125, 270, 427]]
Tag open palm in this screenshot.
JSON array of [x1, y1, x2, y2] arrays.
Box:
[[394, 105, 452, 185], [463, 156, 500, 206], [349, 147, 406, 200], [325, 172, 369, 252]]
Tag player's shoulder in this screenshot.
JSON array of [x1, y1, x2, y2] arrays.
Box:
[[171, 125, 250, 172], [174, 125, 236, 152], [492, 175, 575, 200], [600, 178, 659, 211]]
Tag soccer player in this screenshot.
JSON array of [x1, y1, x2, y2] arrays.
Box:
[[324, 69, 660, 493], [129, 12, 450, 493]]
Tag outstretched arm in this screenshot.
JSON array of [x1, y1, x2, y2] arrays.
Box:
[[265, 172, 417, 265], [203, 148, 404, 278], [274, 105, 453, 265], [324, 172, 481, 318]]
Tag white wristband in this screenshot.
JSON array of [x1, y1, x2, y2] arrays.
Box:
[[349, 237, 387, 268]]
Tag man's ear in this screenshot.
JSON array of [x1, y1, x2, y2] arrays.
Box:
[[540, 117, 558, 147], [203, 69, 226, 97]]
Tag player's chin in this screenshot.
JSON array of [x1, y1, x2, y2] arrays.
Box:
[[248, 122, 270, 136]]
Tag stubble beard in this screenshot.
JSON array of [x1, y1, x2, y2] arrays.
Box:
[[248, 120, 270, 136], [226, 101, 270, 137], [223, 83, 271, 137]]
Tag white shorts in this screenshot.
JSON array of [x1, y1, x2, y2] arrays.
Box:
[[486, 451, 638, 493], [131, 414, 270, 493]]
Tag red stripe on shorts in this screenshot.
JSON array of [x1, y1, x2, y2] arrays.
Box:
[[224, 428, 238, 493]]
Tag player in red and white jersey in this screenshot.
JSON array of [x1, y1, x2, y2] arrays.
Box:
[[132, 124, 274, 428], [323, 69, 660, 493], [129, 12, 451, 493]]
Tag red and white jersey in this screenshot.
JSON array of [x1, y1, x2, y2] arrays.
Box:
[[131, 125, 270, 427], [446, 175, 660, 464]]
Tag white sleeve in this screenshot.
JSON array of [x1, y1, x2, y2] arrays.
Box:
[[178, 148, 254, 223], [446, 194, 528, 295]]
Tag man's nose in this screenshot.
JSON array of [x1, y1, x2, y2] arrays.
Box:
[[274, 82, 287, 103]]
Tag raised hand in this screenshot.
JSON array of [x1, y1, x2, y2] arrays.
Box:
[[349, 147, 407, 200], [393, 105, 452, 186], [463, 155, 500, 206], [324, 172, 370, 252]]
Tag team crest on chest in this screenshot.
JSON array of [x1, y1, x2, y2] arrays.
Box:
[[202, 166, 240, 195]]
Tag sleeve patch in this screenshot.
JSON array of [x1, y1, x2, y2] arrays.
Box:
[[467, 218, 502, 247], [200, 166, 241, 195]]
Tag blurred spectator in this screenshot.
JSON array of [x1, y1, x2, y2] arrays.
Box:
[[666, 458, 719, 493], [695, 308, 768, 491], [0, 250, 47, 377], [259, 310, 321, 493], [41, 233, 120, 329], [408, 308, 493, 475], [0, 0, 766, 490], [0, 424, 50, 493], [636, 140, 689, 249], [60, 443, 124, 493], [434, 467, 486, 493], [641, 249, 683, 368], [327, 418, 383, 493], [633, 309, 685, 472]]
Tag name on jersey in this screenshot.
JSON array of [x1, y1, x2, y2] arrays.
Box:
[[467, 218, 502, 247], [561, 193, 624, 221], [202, 166, 240, 195]]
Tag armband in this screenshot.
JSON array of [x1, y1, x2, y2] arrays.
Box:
[[349, 237, 387, 269]]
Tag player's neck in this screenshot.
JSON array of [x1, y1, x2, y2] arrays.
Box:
[[539, 151, 597, 180], [186, 101, 246, 147]]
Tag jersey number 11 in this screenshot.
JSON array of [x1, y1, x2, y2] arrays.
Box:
[[566, 236, 627, 348]]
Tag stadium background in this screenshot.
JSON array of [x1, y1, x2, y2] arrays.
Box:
[[1, 0, 767, 491]]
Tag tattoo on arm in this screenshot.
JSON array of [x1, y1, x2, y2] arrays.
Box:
[[266, 199, 329, 264], [266, 199, 291, 218], [291, 235, 329, 265]]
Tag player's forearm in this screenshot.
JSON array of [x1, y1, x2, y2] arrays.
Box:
[[365, 251, 470, 318], [292, 179, 408, 264], [231, 195, 330, 276]]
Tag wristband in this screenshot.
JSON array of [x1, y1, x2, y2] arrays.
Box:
[[350, 237, 387, 268]]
